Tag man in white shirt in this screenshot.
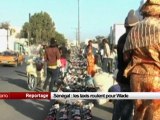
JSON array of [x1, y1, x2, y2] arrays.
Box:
[[100, 39, 111, 73]]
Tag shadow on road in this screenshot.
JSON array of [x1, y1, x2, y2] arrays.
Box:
[[15, 70, 26, 75], [0, 65, 15, 67], [15, 70, 27, 78], [17, 73, 27, 78], [4, 100, 51, 120], [0, 77, 28, 90]]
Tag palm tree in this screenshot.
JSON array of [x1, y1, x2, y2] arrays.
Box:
[[0, 22, 10, 49]]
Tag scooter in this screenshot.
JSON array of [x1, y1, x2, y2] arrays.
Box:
[[26, 57, 46, 91]]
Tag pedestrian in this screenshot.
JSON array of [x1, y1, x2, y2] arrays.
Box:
[[123, 0, 160, 119], [43, 38, 61, 92], [60, 55, 67, 77], [85, 40, 96, 77], [100, 38, 111, 73], [24, 52, 29, 63], [59, 43, 68, 59], [84, 40, 96, 57], [112, 9, 139, 120], [112, 45, 118, 72], [108, 47, 117, 73], [39, 44, 47, 60], [94, 50, 102, 68]]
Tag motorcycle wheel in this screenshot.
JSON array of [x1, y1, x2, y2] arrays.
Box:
[[27, 74, 37, 91]]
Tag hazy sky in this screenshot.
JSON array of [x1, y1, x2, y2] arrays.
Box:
[[0, 0, 142, 41]]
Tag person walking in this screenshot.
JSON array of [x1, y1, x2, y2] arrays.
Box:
[[123, 1, 160, 119], [112, 9, 139, 120], [101, 39, 111, 73], [43, 38, 61, 92]]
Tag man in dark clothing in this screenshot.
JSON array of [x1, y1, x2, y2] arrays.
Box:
[[43, 38, 61, 92], [59, 43, 68, 59], [117, 33, 130, 86], [112, 10, 139, 120]]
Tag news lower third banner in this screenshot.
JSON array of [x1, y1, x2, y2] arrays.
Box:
[[51, 92, 160, 99], [0, 92, 160, 99]]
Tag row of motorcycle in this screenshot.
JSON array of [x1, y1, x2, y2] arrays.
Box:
[[26, 54, 98, 120], [26, 55, 97, 92], [45, 57, 97, 120], [45, 100, 94, 120]]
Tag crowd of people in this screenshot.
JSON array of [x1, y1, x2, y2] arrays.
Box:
[[80, 0, 159, 120], [84, 39, 117, 77], [38, 0, 160, 120]]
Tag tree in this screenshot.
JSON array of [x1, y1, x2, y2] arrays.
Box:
[[55, 31, 67, 45], [20, 22, 30, 38], [0, 22, 16, 36], [0, 22, 10, 29], [20, 12, 55, 44]]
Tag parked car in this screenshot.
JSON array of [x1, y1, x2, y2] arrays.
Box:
[[0, 51, 24, 67]]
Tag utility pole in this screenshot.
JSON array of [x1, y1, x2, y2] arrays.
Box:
[[77, 0, 80, 46], [76, 28, 78, 46], [28, 13, 31, 46]]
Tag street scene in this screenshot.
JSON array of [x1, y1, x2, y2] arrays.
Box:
[[0, 0, 160, 120], [0, 63, 113, 120], [0, 64, 51, 120]]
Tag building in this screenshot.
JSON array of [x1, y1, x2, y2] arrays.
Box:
[[0, 27, 26, 53], [109, 0, 146, 46], [110, 24, 126, 46]]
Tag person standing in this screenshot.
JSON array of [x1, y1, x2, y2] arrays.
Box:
[[123, 1, 160, 119], [85, 40, 96, 77], [59, 43, 68, 59], [108, 47, 116, 73], [101, 39, 111, 73], [112, 9, 139, 120], [43, 38, 61, 92]]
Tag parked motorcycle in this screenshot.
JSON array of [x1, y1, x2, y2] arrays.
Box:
[[26, 57, 46, 91]]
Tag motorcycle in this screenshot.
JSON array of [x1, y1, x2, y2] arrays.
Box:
[[26, 57, 46, 91]]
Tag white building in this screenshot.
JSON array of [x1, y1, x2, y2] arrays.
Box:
[[0, 29, 14, 52], [110, 0, 147, 46], [110, 24, 126, 46], [0, 27, 26, 53]]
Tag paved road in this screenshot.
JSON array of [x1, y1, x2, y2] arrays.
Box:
[[92, 102, 113, 120], [0, 64, 51, 120], [0, 64, 114, 120]]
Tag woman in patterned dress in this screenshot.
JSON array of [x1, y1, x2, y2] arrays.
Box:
[[123, 0, 160, 120]]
